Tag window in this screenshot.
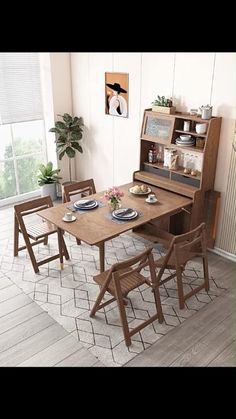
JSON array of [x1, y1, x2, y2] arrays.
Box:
[[0, 53, 47, 202]]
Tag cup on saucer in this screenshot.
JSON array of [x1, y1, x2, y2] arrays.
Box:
[[148, 194, 156, 202], [64, 211, 73, 221]]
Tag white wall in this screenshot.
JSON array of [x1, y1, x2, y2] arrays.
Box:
[[50, 53, 73, 183], [70, 52, 236, 254]]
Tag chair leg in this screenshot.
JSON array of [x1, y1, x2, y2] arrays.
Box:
[[114, 285, 131, 347], [203, 256, 210, 292], [23, 235, 39, 274], [153, 287, 164, 323], [43, 236, 49, 245], [14, 214, 19, 256], [176, 268, 185, 309], [90, 284, 108, 317]]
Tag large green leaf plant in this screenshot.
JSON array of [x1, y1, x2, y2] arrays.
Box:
[[49, 113, 84, 183], [37, 161, 61, 186]]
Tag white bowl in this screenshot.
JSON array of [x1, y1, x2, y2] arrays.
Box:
[[195, 123, 207, 134], [180, 135, 191, 141]]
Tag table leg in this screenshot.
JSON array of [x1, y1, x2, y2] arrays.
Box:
[[98, 241, 105, 273], [57, 227, 64, 270]]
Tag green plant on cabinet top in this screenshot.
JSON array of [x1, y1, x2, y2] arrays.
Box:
[[152, 95, 172, 107]]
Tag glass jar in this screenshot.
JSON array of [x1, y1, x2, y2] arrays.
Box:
[[196, 137, 205, 149]]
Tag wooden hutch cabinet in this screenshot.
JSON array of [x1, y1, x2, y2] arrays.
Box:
[[133, 109, 222, 247]]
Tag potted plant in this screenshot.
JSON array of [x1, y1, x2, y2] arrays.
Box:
[[151, 95, 176, 114], [37, 161, 61, 201], [49, 113, 84, 184]]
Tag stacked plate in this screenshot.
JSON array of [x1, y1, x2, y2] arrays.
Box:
[[112, 208, 138, 221], [74, 199, 98, 210], [176, 135, 195, 147]]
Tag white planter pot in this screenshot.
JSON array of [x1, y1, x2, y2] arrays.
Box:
[[40, 183, 57, 201]]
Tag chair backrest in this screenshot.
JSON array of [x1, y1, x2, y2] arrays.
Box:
[[63, 179, 96, 203], [14, 195, 53, 219], [162, 222, 207, 268], [106, 247, 156, 287]]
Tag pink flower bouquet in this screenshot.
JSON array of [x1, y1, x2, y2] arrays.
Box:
[[104, 186, 124, 211]]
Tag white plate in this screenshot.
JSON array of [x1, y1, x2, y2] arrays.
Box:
[[129, 186, 151, 195], [112, 209, 138, 220], [176, 143, 195, 147], [74, 199, 98, 209], [62, 215, 76, 222], [145, 198, 158, 204]]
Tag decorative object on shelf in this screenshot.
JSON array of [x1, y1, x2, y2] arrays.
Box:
[[183, 120, 190, 131], [199, 104, 213, 120], [105, 72, 129, 118], [148, 144, 157, 163], [196, 137, 205, 149], [189, 108, 198, 116], [151, 95, 176, 114], [104, 186, 124, 211], [164, 147, 178, 169], [49, 113, 84, 183], [37, 161, 61, 201], [196, 123, 207, 134]]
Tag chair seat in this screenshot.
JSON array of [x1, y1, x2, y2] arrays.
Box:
[[26, 221, 57, 240], [94, 267, 147, 297]]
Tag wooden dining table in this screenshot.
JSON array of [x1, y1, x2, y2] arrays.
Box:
[[38, 181, 192, 272]]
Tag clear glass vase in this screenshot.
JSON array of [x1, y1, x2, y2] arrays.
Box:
[[108, 199, 121, 211]]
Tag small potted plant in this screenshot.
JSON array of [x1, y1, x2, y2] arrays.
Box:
[[37, 161, 61, 201], [151, 95, 176, 114]]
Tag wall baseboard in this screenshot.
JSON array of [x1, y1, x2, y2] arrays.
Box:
[[209, 246, 236, 263]]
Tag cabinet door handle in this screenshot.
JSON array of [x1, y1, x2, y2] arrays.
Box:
[[181, 207, 191, 215]]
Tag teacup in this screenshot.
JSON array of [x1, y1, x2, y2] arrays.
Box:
[[64, 212, 73, 221], [148, 194, 156, 202]]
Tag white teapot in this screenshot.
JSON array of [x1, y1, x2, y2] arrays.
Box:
[[200, 104, 212, 120]]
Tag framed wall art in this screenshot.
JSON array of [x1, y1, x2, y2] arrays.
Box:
[[105, 72, 129, 118]]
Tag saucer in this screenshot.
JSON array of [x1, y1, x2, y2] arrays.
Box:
[[145, 197, 158, 204], [62, 215, 76, 222]]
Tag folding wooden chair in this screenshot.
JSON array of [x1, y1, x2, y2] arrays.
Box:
[[14, 196, 69, 273], [154, 222, 209, 309], [90, 247, 164, 347], [63, 179, 96, 203], [63, 179, 96, 246]]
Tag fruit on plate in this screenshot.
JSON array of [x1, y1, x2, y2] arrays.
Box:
[[132, 184, 149, 193], [140, 184, 149, 193], [132, 185, 141, 193]]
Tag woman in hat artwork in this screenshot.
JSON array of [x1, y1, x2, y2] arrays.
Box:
[[106, 82, 128, 117]]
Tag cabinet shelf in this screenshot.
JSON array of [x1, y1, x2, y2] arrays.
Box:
[[144, 162, 201, 180], [175, 129, 207, 138], [171, 144, 204, 153]]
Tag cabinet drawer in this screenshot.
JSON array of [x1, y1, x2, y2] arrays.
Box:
[[171, 172, 200, 188], [143, 163, 169, 178]]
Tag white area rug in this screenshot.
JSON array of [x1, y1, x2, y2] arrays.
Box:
[[2, 231, 227, 367]]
